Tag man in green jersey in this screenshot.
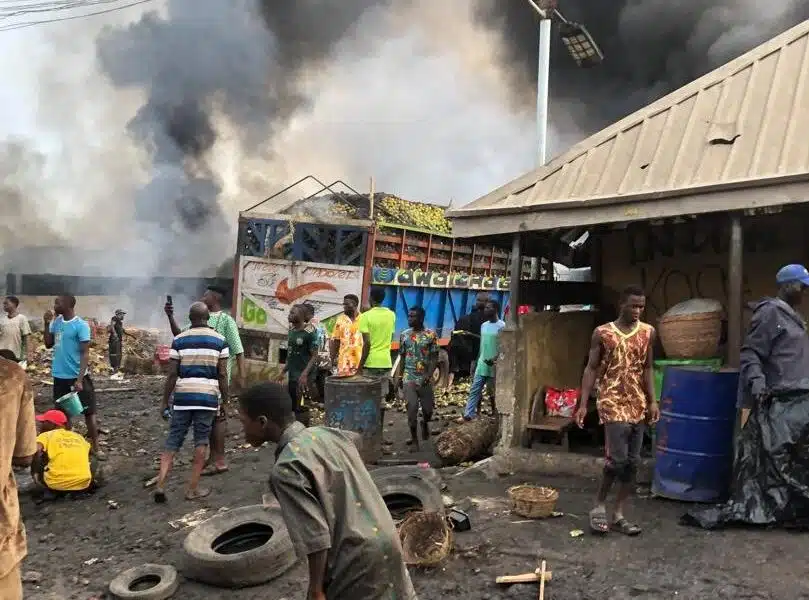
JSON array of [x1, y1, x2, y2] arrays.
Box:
[[277, 305, 318, 426]]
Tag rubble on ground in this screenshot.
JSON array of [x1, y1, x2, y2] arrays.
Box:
[[25, 328, 161, 378]]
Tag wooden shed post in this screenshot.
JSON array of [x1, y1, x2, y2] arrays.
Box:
[[508, 233, 521, 326], [727, 214, 744, 367]]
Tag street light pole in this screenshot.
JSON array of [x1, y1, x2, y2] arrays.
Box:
[[528, 2, 553, 280], [536, 17, 551, 166]]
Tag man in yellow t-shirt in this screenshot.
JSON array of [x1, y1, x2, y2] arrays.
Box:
[[32, 410, 93, 496], [359, 287, 396, 377]]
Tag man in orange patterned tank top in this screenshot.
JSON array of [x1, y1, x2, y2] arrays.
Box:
[[576, 285, 660, 537]]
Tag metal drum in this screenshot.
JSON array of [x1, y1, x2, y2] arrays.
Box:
[[324, 375, 385, 463], [653, 366, 739, 502]]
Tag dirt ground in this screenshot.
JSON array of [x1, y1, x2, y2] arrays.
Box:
[[18, 375, 809, 600]]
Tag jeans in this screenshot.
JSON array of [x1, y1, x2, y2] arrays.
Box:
[[165, 409, 216, 451], [463, 374, 494, 420]]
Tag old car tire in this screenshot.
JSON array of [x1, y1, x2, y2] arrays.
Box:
[[371, 469, 445, 519], [181, 505, 297, 588], [108, 564, 178, 600]]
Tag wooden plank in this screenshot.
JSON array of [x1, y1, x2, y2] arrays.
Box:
[[526, 416, 574, 432], [496, 571, 553, 584]]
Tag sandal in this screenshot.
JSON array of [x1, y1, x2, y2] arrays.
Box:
[[612, 517, 642, 536], [589, 508, 609, 534], [185, 487, 211, 501], [201, 464, 229, 477]]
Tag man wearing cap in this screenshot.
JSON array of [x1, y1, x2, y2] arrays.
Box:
[[738, 264, 809, 426], [0, 356, 37, 599], [31, 410, 97, 499], [108, 309, 133, 375]]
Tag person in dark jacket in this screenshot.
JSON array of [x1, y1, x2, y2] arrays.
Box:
[[738, 264, 809, 426], [446, 292, 489, 389]]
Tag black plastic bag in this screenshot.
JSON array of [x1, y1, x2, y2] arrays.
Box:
[[682, 390, 809, 529]]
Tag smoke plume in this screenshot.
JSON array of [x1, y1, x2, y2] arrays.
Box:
[[2, 0, 809, 284], [474, 0, 809, 131]]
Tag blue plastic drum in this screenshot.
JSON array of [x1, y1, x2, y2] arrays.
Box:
[[653, 366, 739, 502]]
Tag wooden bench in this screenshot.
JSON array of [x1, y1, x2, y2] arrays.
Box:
[[525, 417, 575, 451], [522, 387, 576, 451]]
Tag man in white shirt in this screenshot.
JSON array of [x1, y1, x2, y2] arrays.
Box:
[[0, 297, 31, 367]]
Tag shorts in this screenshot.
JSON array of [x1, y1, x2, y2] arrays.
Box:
[[53, 376, 96, 416], [165, 409, 216, 452], [604, 422, 645, 483]]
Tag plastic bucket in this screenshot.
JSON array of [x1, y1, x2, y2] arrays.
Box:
[[56, 392, 85, 417]]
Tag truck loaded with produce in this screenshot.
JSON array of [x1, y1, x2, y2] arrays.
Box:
[[232, 182, 519, 386]]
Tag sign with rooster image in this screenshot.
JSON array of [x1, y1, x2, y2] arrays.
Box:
[[237, 257, 364, 335]]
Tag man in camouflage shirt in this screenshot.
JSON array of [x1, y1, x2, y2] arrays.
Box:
[[238, 382, 418, 600]]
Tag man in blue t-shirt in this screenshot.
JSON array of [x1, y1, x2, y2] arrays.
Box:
[[43, 294, 102, 457], [462, 300, 505, 421]]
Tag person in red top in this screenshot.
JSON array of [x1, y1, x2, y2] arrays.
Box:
[[576, 285, 660, 536]]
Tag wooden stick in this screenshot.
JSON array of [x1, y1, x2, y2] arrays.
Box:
[[538, 561, 547, 600], [495, 571, 553, 584]]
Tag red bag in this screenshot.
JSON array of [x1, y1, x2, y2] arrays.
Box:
[[155, 344, 171, 365], [544, 387, 579, 418]]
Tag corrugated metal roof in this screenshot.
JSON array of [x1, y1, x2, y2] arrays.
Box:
[[449, 19, 809, 221]]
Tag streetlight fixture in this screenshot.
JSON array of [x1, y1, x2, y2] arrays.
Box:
[[558, 19, 604, 68], [525, 0, 604, 164], [524, 0, 603, 281]]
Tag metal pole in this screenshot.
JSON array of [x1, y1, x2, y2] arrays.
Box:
[[508, 233, 522, 326], [537, 17, 551, 165], [727, 214, 743, 368], [529, 17, 551, 281]]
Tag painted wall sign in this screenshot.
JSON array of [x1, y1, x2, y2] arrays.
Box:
[[238, 257, 364, 335], [371, 266, 509, 291]]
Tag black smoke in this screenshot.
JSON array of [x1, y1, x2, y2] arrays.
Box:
[[475, 0, 809, 132], [95, 0, 388, 266]]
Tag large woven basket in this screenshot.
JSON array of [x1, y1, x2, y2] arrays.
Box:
[[507, 485, 559, 519], [658, 311, 721, 359], [398, 511, 452, 568]]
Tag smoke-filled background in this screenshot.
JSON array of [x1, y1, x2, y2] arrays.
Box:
[[2, 0, 808, 279]]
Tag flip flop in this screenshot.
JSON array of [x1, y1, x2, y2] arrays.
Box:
[[589, 508, 609, 534], [201, 465, 229, 477], [612, 518, 642, 536], [185, 487, 211, 501]]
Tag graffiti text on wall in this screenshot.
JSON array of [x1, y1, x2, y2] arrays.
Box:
[[627, 220, 780, 266], [371, 267, 509, 291]]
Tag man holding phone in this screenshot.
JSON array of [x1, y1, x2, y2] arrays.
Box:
[[164, 286, 245, 476], [43, 294, 103, 459]]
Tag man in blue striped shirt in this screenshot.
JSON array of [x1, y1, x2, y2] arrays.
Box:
[[154, 302, 229, 502]]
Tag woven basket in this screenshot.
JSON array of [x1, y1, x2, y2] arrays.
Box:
[[398, 511, 453, 568], [507, 485, 559, 519], [658, 311, 721, 359]]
